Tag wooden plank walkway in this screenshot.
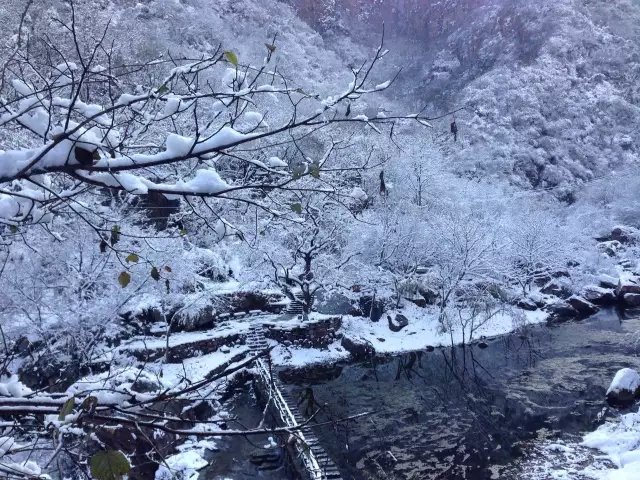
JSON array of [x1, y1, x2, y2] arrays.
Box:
[[247, 324, 342, 480]]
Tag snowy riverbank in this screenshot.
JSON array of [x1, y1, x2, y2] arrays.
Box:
[[271, 304, 548, 367]]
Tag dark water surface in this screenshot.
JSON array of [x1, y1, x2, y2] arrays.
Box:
[[278, 310, 640, 479]]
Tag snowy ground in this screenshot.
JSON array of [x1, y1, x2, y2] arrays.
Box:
[[513, 407, 640, 480]]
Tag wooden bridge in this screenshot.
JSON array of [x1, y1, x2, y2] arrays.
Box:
[[247, 324, 343, 480]]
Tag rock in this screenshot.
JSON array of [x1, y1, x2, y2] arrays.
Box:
[[599, 274, 619, 289], [619, 259, 635, 269], [546, 302, 579, 324], [567, 296, 599, 317], [582, 286, 616, 306], [623, 293, 640, 307], [12, 335, 43, 355], [314, 292, 354, 315], [615, 277, 640, 298], [358, 296, 385, 322], [528, 292, 547, 308], [606, 368, 640, 408], [517, 297, 538, 311], [131, 376, 162, 394], [387, 314, 409, 332], [418, 286, 439, 305], [477, 342, 489, 349], [597, 240, 623, 257], [425, 346, 435, 352], [341, 336, 375, 359], [405, 295, 427, 308], [610, 226, 639, 245], [541, 279, 573, 299], [170, 305, 215, 332]]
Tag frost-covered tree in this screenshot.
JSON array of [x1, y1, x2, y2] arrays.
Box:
[[0, 2, 441, 477]]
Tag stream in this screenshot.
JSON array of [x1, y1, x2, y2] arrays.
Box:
[[210, 309, 640, 479]]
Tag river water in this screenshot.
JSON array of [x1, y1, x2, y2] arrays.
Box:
[[282, 310, 640, 479], [208, 310, 640, 479]]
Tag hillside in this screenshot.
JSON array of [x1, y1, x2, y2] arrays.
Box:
[[1, 0, 640, 479]]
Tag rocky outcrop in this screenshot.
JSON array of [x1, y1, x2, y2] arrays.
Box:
[[606, 368, 640, 408]]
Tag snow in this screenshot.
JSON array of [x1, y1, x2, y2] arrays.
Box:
[[0, 375, 33, 397], [349, 186, 368, 201], [155, 450, 208, 480], [159, 346, 249, 388], [270, 339, 350, 367], [607, 368, 640, 396], [582, 409, 640, 480], [340, 306, 547, 357], [174, 169, 230, 195], [121, 321, 252, 352], [269, 307, 548, 367], [243, 111, 263, 124], [268, 156, 288, 168]]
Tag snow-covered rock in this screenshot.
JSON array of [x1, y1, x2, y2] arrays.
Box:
[[599, 274, 619, 289], [598, 240, 623, 257], [582, 285, 616, 306], [340, 335, 374, 359], [606, 368, 640, 408], [610, 226, 639, 245], [541, 279, 572, 299], [623, 293, 640, 308], [517, 297, 538, 311], [583, 408, 640, 478], [546, 302, 579, 324], [567, 295, 599, 317], [615, 276, 640, 298]]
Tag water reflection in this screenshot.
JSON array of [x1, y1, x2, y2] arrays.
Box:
[[281, 313, 640, 479]]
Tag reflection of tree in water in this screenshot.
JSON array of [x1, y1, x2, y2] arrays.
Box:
[[301, 333, 547, 479]]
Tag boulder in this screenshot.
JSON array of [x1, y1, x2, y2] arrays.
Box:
[[418, 286, 439, 305], [619, 259, 635, 269], [610, 226, 639, 245], [599, 274, 619, 289], [341, 336, 375, 359], [546, 302, 579, 324], [387, 314, 409, 332], [405, 294, 427, 308], [170, 305, 215, 332], [606, 368, 640, 408], [623, 293, 640, 308], [567, 296, 599, 317], [582, 285, 616, 306], [615, 277, 640, 298], [358, 296, 385, 322]]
